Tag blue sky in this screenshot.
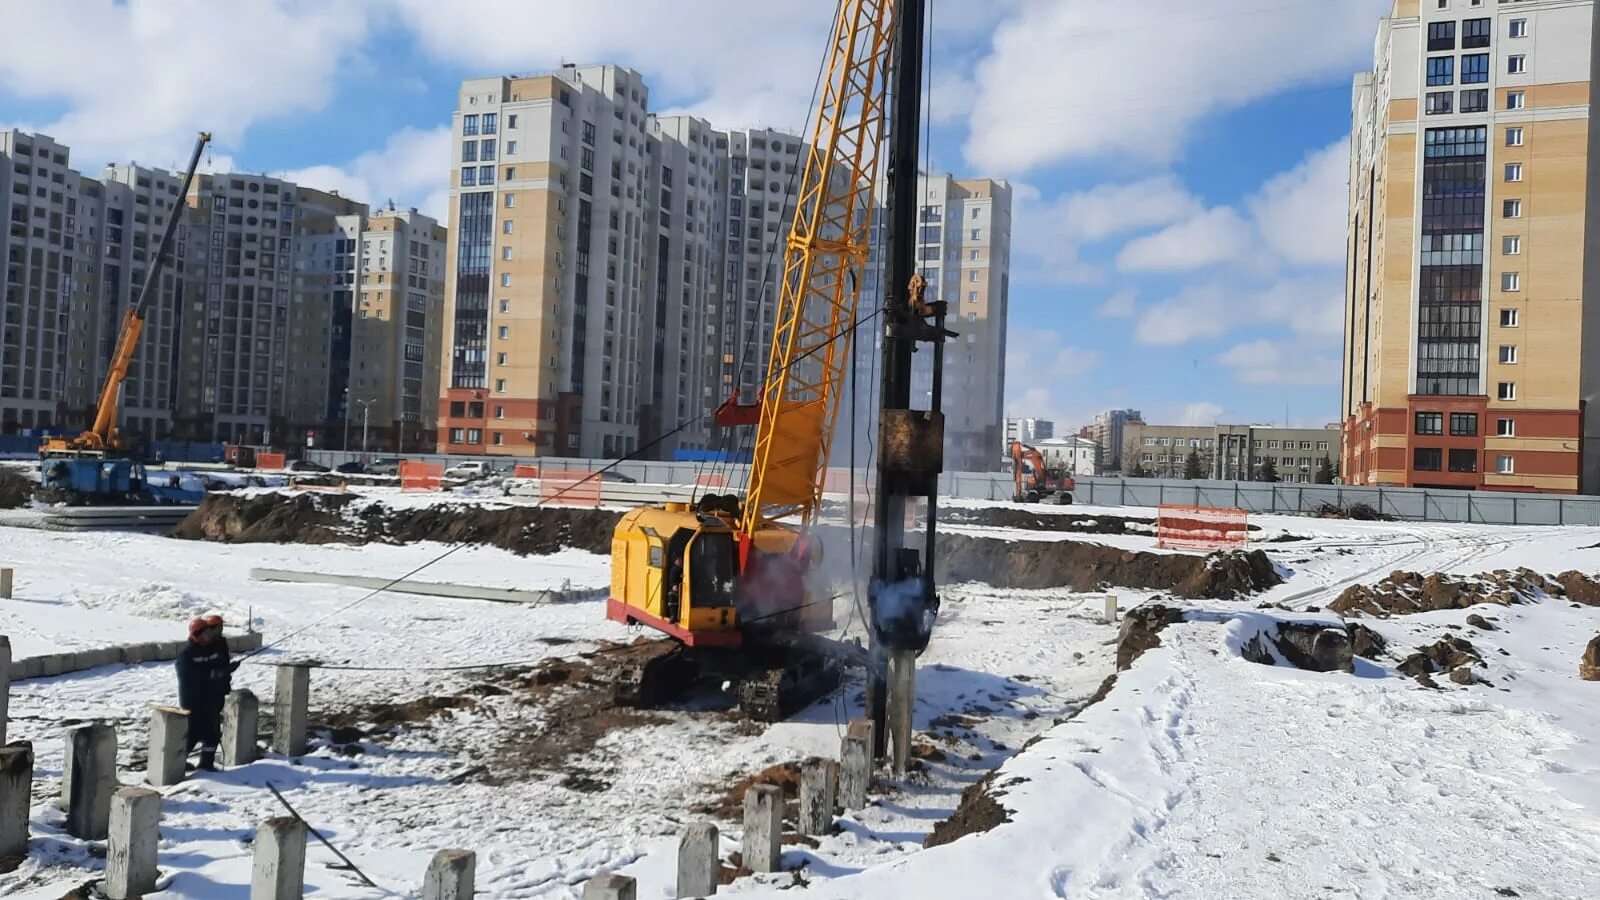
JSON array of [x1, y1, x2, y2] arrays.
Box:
[[0, 0, 1395, 433]]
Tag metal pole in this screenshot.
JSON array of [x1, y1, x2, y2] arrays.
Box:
[[361, 403, 371, 454]]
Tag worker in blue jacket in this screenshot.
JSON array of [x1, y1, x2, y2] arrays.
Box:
[[176, 613, 238, 773]]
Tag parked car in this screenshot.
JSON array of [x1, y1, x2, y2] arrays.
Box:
[[445, 460, 492, 479], [288, 459, 330, 473], [600, 470, 637, 483], [335, 461, 365, 474], [366, 457, 403, 476]]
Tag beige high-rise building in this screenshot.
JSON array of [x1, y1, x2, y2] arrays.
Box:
[[1345, 0, 1600, 493], [440, 66, 730, 459]]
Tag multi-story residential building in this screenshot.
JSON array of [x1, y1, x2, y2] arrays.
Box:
[[708, 128, 805, 416], [347, 206, 447, 451], [848, 174, 1012, 472], [180, 172, 300, 445], [1345, 0, 1599, 493], [1035, 434, 1098, 477], [642, 115, 719, 456], [1124, 422, 1340, 482], [1, 131, 77, 433], [1005, 417, 1054, 447], [1092, 408, 1143, 473], [282, 188, 367, 446], [440, 66, 654, 459]]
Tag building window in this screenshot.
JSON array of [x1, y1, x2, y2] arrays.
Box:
[[1506, 91, 1525, 110], [1508, 54, 1526, 75], [497, 325, 508, 339], [1449, 449, 1479, 473], [495, 378, 506, 392], [968, 270, 979, 283], [498, 299, 510, 313], [1502, 235, 1521, 256], [1427, 20, 1456, 51], [1450, 413, 1479, 436], [503, 219, 514, 234], [507, 114, 518, 128], [480, 138, 497, 160], [1509, 18, 1527, 38], [504, 194, 516, 208], [499, 273, 510, 287], [460, 168, 476, 187], [493, 432, 504, 446], [1425, 91, 1453, 115], [1427, 56, 1455, 86], [496, 351, 507, 365], [479, 165, 495, 184], [1504, 199, 1522, 218], [1502, 272, 1520, 292], [1501, 308, 1519, 327], [1505, 127, 1523, 147], [462, 141, 478, 163], [969, 228, 980, 240], [1415, 412, 1444, 435], [1414, 447, 1443, 471], [466, 429, 482, 444], [1497, 454, 1515, 474], [1461, 53, 1490, 84], [1497, 417, 1515, 436], [462, 114, 479, 136], [1459, 89, 1488, 112], [507, 140, 517, 154], [449, 428, 465, 444], [502, 246, 512, 260], [1497, 381, 1516, 401], [1462, 17, 1491, 48], [1505, 162, 1523, 182], [1499, 344, 1518, 364], [482, 113, 497, 135]]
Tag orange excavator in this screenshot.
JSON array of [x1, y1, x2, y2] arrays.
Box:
[[1011, 440, 1074, 504]]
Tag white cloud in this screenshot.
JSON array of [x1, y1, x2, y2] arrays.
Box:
[[964, 0, 1392, 173], [1248, 138, 1351, 267], [280, 126, 452, 220], [0, 1, 371, 168], [1098, 290, 1136, 319], [1133, 276, 1344, 347], [1178, 402, 1226, 426], [1116, 208, 1254, 273], [1004, 328, 1101, 428], [1009, 183, 1104, 285], [1217, 339, 1340, 386], [1059, 176, 1202, 243]]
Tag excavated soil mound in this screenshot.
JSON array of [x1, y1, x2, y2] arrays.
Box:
[[697, 761, 804, 820], [172, 491, 621, 555], [937, 533, 1281, 599], [924, 773, 1016, 848], [0, 467, 35, 509], [1397, 634, 1484, 687], [1330, 567, 1600, 617], [940, 507, 1155, 535]]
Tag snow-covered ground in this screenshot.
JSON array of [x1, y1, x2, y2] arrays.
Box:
[[1, 507, 1598, 898]]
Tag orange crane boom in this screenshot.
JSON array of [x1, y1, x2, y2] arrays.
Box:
[[42, 131, 210, 457]]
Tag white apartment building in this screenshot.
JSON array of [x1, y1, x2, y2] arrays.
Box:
[[0, 131, 76, 433], [643, 115, 719, 456], [852, 174, 1013, 473], [1005, 416, 1054, 447]]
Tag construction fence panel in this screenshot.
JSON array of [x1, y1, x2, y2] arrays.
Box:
[[399, 461, 442, 492], [540, 470, 602, 508]]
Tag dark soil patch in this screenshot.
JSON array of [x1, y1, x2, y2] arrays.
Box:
[[171, 491, 621, 555], [940, 507, 1156, 535], [924, 773, 1022, 848], [1116, 604, 1188, 670], [0, 467, 33, 508], [697, 761, 803, 820], [937, 534, 1280, 599], [1331, 568, 1600, 617], [1397, 634, 1483, 687], [315, 694, 479, 739], [1315, 502, 1393, 521]]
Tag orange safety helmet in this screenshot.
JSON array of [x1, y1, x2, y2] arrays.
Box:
[[189, 613, 225, 636]]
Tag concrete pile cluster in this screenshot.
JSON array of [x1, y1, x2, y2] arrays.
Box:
[[1330, 567, 1600, 617]]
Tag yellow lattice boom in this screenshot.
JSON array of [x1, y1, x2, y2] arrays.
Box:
[[740, 0, 894, 536]]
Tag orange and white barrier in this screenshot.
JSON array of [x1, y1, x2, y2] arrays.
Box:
[[255, 451, 286, 470], [399, 461, 443, 492], [540, 469, 601, 507], [1156, 504, 1248, 551]]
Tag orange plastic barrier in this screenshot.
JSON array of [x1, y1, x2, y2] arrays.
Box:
[[255, 452, 286, 470], [540, 469, 601, 507], [1157, 504, 1248, 551], [399, 461, 443, 492], [694, 473, 726, 488], [513, 464, 541, 479]]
